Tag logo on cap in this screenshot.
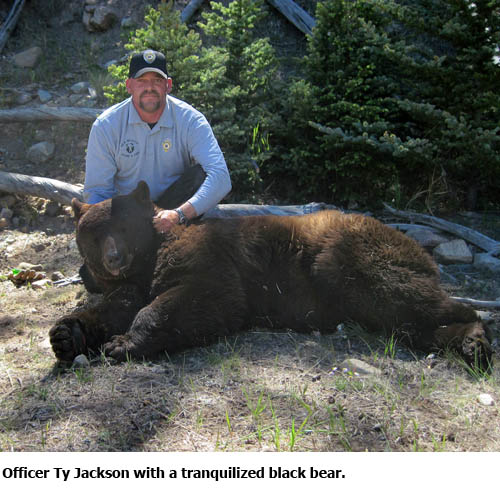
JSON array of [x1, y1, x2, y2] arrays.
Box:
[[143, 50, 156, 64]]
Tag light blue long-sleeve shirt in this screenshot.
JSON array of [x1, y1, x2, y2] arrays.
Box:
[[83, 95, 231, 215]]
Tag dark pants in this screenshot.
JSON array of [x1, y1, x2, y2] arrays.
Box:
[[79, 165, 206, 293]]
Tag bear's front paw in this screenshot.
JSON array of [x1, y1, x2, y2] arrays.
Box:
[[461, 324, 493, 372], [103, 335, 135, 362], [49, 318, 87, 364]]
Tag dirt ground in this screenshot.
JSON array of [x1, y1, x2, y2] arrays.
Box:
[[1, 0, 500, 453]]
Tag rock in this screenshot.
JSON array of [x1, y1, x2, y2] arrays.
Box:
[[84, 6, 118, 32], [121, 17, 135, 29], [72, 354, 90, 369], [70, 81, 90, 94], [477, 394, 494, 406], [0, 218, 9, 229], [405, 228, 448, 249], [339, 358, 382, 377], [37, 89, 52, 103], [433, 239, 473, 264], [18, 263, 43, 271], [473, 253, 500, 273], [27, 141, 55, 163], [31, 279, 52, 290], [16, 92, 33, 105], [13, 46, 43, 68]]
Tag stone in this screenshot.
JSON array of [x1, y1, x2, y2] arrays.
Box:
[[121, 17, 134, 29], [18, 263, 43, 271], [72, 354, 91, 369], [31, 279, 52, 290], [16, 92, 33, 105], [405, 228, 448, 249], [477, 394, 494, 406], [0, 218, 9, 229], [339, 358, 382, 377], [473, 253, 500, 273], [70, 81, 90, 94], [13, 47, 43, 68], [433, 239, 473, 265], [27, 141, 55, 163], [37, 89, 52, 103], [84, 6, 118, 32]]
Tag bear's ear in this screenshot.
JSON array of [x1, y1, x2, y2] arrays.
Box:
[[72, 198, 91, 221], [132, 181, 151, 206]]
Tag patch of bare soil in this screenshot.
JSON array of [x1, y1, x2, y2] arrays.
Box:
[[1, 0, 500, 453]]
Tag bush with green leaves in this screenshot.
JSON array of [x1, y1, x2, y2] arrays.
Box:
[[104, 1, 203, 105], [196, 0, 281, 198], [274, 0, 500, 209]]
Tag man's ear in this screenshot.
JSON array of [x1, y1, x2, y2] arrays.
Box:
[[72, 198, 90, 221], [125, 78, 133, 95]]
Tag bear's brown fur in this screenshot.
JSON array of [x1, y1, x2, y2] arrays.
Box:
[[49, 182, 492, 369]]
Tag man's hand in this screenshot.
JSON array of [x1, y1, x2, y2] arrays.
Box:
[[153, 210, 179, 233], [153, 202, 197, 233]]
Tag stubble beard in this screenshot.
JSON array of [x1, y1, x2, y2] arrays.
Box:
[[138, 91, 162, 113]]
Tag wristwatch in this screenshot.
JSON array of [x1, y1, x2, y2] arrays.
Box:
[[174, 207, 187, 225]]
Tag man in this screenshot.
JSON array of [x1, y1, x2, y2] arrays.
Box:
[[84, 49, 231, 233]]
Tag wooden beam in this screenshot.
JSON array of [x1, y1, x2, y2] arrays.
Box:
[[0, 106, 103, 122], [265, 0, 316, 36], [0, 0, 26, 53], [0, 171, 84, 205], [181, 0, 205, 23]]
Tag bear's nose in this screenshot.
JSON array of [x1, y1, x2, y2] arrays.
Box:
[[103, 235, 124, 275]]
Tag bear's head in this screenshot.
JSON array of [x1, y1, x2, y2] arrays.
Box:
[[72, 181, 156, 282]]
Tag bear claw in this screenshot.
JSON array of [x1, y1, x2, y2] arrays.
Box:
[[49, 319, 87, 364]]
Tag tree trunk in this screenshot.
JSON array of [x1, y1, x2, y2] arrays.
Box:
[[0, 106, 103, 123]]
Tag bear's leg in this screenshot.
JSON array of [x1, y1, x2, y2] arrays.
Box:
[[104, 284, 248, 361], [49, 285, 146, 364], [424, 321, 493, 370]]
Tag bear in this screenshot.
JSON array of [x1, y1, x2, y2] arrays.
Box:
[[49, 181, 493, 370]]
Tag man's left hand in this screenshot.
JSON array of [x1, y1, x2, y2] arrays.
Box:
[[153, 210, 179, 233]]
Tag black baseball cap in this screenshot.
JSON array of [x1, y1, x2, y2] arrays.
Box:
[[129, 50, 168, 79]]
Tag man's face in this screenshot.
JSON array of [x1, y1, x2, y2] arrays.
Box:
[[126, 72, 172, 114]]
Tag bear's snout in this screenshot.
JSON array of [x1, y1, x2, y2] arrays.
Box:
[[102, 235, 132, 276]]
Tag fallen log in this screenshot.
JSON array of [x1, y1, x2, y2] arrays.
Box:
[[450, 297, 500, 309], [384, 203, 500, 256], [265, 0, 316, 35], [0, 0, 26, 53], [181, 0, 205, 23], [0, 106, 103, 123], [0, 171, 84, 205]]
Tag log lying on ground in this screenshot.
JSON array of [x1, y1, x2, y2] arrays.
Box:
[[181, 0, 205, 23], [450, 297, 500, 309], [0, 0, 26, 53], [384, 203, 500, 256], [265, 0, 316, 35], [0, 107, 103, 123], [0, 171, 84, 205], [0, 171, 336, 216]]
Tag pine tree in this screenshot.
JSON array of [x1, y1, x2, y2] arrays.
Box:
[[104, 1, 203, 105], [196, 0, 280, 197]]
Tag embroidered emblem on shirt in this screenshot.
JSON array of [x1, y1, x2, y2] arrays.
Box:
[[143, 50, 156, 64], [162, 139, 172, 152], [120, 139, 140, 158]]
